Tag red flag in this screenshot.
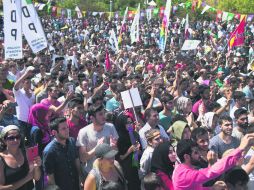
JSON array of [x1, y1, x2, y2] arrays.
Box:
[[105, 50, 111, 71], [228, 16, 246, 51], [216, 10, 222, 22]]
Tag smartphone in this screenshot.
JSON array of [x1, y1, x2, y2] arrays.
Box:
[[27, 145, 38, 162]]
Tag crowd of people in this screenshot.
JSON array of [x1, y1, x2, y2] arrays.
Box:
[[0, 10, 254, 190]]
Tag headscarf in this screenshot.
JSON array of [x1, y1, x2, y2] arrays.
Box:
[[28, 103, 49, 128], [151, 141, 175, 177], [171, 120, 188, 146], [27, 103, 51, 144]]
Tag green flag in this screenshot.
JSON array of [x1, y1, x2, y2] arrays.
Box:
[[25, 0, 33, 4], [227, 13, 235, 21], [153, 8, 159, 16]]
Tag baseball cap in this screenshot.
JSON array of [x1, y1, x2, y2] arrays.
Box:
[[95, 143, 118, 159]]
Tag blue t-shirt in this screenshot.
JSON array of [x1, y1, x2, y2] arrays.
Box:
[[43, 138, 79, 190]]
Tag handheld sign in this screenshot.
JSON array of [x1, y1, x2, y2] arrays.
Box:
[[181, 40, 201, 51], [27, 145, 39, 162], [120, 88, 143, 122]]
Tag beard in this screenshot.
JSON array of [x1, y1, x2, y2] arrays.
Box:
[[190, 157, 202, 168]]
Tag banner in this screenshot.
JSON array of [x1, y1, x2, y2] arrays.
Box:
[[146, 9, 152, 22], [3, 0, 23, 59], [21, 0, 48, 53], [130, 4, 140, 44], [67, 9, 72, 19], [109, 29, 119, 52], [118, 7, 128, 45], [181, 40, 201, 50], [75, 6, 82, 18], [159, 0, 172, 52], [185, 14, 190, 39]]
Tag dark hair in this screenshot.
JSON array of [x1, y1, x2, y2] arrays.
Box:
[[198, 85, 210, 95], [87, 104, 104, 117], [191, 128, 208, 143], [91, 94, 104, 104], [161, 93, 174, 104], [144, 108, 158, 121], [234, 108, 248, 119], [218, 115, 233, 125], [143, 172, 163, 190], [233, 91, 246, 100], [68, 98, 83, 109], [176, 139, 197, 163], [49, 117, 66, 132], [224, 167, 249, 187]]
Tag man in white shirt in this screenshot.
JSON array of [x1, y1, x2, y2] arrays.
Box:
[[13, 68, 35, 144], [139, 108, 169, 150]]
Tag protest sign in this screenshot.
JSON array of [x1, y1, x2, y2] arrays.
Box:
[[21, 0, 48, 53], [3, 0, 23, 59], [181, 40, 201, 50]]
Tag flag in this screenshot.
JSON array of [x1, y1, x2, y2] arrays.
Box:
[[185, 14, 190, 39], [159, 0, 172, 52], [228, 16, 246, 51], [46, 0, 52, 15], [67, 9, 72, 19], [118, 7, 128, 46], [192, 0, 198, 11], [105, 50, 111, 71], [75, 6, 82, 18], [130, 4, 140, 44], [146, 9, 152, 23], [201, 5, 211, 14], [197, 0, 202, 8], [216, 10, 222, 22], [109, 29, 119, 52]]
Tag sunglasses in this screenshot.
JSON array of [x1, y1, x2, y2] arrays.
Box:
[[5, 135, 21, 141]]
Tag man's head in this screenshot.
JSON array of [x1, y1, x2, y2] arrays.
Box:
[[161, 93, 174, 111], [88, 104, 106, 126], [144, 108, 159, 128], [68, 98, 84, 119], [176, 139, 201, 166], [246, 76, 254, 88], [199, 85, 210, 100], [191, 127, 209, 151], [233, 91, 246, 107], [47, 85, 60, 100], [224, 167, 249, 190], [219, 115, 233, 136], [234, 108, 248, 130], [50, 117, 69, 140], [145, 129, 162, 148], [143, 172, 164, 190]]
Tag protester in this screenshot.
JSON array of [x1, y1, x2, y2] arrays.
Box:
[[43, 117, 81, 190], [0, 125, 41, 190], [83, 143, 127, 190]]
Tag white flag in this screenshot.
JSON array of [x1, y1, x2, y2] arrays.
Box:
[[3, 0, 23, 59], [67, 9, 72, 19], [109, 29, 119, 52], [21, 0, 48, 53], [201, 5, 211, 14], [130, 4, 140, 44], [181, 40, 201, 51], [75, 6, 82, 18], [146, 9, 152, 22]]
